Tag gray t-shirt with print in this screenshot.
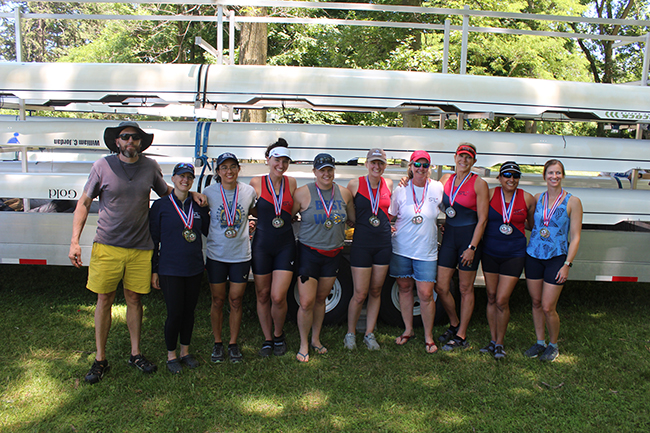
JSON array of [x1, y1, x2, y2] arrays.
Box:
[[84, 154, 169, 250], [204, 181, 257, 263]]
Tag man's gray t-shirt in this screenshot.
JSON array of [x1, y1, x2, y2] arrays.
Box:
[[84, 154, 168, 250]]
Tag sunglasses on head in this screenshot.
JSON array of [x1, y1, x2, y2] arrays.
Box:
[[501, 172, 521, 179], [118, 133, 142, 141], [412, 162, 430, 168]]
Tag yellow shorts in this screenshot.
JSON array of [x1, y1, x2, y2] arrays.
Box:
[[87, 243, 153, 295]]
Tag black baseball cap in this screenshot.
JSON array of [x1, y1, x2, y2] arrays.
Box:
[[313, 153, 335, 169]]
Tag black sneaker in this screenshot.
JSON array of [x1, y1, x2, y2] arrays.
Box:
[[524, 343, 547, 358], [438, 326, 458, 343], [85, 359, 110, 384], [442, 336, 469, 351], [480, 341, 496, 354], [494, 345, 506, 360], [128, 354, 157, 374], [211, 343, 225, 363], [228, 344, 243, 363], [273, 333, 287, 357], [258, 341, 273, 358], [180, 354, 200, 369]]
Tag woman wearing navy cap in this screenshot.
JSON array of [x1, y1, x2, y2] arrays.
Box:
[[292, 153, 355, 362], [203, 152, 258, 363], [480, 161, 535, 360], [250, 138, 297, 358], [150, 162, 210, 374]]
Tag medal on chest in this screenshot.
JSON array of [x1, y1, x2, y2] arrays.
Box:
[[316, 185, 336, 230], [540, 189, 564, 240], [220, 183, 240, 239], [266, 175, 285, 229], [446, 172, 471, 219], [367, 176, 382, 228], [410, 180, 428, 225], [499, 188, 516, 236], [169, 194, 196, 243]]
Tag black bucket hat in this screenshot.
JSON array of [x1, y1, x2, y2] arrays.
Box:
[[103, 121, 154, 153]]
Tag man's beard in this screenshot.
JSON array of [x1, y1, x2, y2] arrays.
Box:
[[119, 144, 139, 158]]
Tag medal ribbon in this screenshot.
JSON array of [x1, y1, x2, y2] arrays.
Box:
[[500, 188, 516, 225], [366, 176, 381, 216], [449, 172, 472, 206], [542, 189, 564, 227], [169, 194, 194, 230], [220, 183, 239, 227], [316, 185, 335, 220], [410, 179, 429, 215], [266, 175, 284, 217]]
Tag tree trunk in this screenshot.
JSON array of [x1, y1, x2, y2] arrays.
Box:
[[239, 6, 268, 123], [400, 0, 424, 128]]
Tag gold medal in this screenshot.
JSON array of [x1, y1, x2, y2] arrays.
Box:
[[540, 227, 550, 238], [182, 228, 197, 242], [369, 215, 380, 227], [225, 227, 237, 238], [324, 219, 334, 230]]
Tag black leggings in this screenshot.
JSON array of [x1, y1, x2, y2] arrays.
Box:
[[159, 273, 203, 352]]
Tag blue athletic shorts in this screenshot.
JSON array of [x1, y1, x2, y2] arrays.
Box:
[[525, 254, 567, 285], [206, 258, 251, 284], [389, 253, 437, 283]]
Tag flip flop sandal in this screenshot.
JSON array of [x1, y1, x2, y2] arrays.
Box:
[[425, 342, 438, 354], [296, 352, 309, 363], [395, 333, 416, 345], [309, 343, 328, 354]]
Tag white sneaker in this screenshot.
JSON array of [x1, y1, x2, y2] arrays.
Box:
[[344, 332, 356, 350], [363, 333, 380, 351]]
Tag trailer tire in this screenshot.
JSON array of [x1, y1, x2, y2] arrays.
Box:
[[378, 276, 457, 327], [286, 257, 353, 326]]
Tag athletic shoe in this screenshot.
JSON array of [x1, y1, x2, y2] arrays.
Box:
[[258, 341, 273, 358], [273, 333, 287, 357], [442, 336, 469, 351], [344, 332, 357, 350], [363, 333, 380, 351], [438, 326, 458, 343], [166, 358, 182, 374], [539, 345, 559, 362], [128, 354, 157, 374], [524, 343, 547, 358], [85, 359, 110, 384], [211, 343, 225, 363], [180, 354, 200, 369], [480, 341, 495, 354], [494, 345, 506, 360], [228, 344, 243, 363]]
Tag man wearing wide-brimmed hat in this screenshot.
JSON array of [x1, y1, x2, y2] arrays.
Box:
[[68, 121, 199, 384]]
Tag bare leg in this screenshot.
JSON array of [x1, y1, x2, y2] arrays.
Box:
[[123, 288, 143, 356], [311, 276, 337, 349], [541, 282, 564, 344], [396, 277, 415, 343], [435, 266, 459, 328], [348, 267, 372, 334], [297, 277, 318, 360], [455, 269, 478, 340], [227, 282, 247, 345], [415, 280, 436, 349], [484, 271, 499, 343], [210, 282, 227, 343], [494, 275, 519, 345], [269, 270, 293, 338], [365, 265, 388, 335], [526, 278, 546, 341], [94, 291, 117, 361], [254, 273, 273, 341]]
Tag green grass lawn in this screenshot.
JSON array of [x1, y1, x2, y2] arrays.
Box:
[[1, 265, 649, 432]]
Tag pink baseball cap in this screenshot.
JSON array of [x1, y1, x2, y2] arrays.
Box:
[[410, 150, 431, 164]]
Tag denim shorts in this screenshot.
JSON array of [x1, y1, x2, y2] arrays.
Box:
[[389, 253, 437, 283]]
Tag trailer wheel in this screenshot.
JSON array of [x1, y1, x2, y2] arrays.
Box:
[[286, 257, 353, 326], [378, 276, 456, 327]]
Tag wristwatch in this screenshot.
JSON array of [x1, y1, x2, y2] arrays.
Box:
[[468, 245, 476, 251], [564, 261, 573, 268]]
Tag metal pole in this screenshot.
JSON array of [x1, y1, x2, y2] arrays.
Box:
[[216, 6, 223, 122], [228, 10, 235, 122], [642, 33, 650, 87], [14, 7, 23, 62], [443, 19, 450, 74], [460, 6, 469, 75], [15, 7, 30, 210]]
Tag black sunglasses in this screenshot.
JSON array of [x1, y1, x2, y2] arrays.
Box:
[[412, 162, 430, 168], [118, 133, 142, 141], [501, 172, 521, 179]]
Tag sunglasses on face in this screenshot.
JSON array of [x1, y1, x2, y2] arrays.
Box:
[[501, 172, 521, 179], [118, 133, 142, 141], [412, 162, 430, 168]]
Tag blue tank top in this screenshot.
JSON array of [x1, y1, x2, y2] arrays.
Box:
[[526, 192, 572, 260]]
